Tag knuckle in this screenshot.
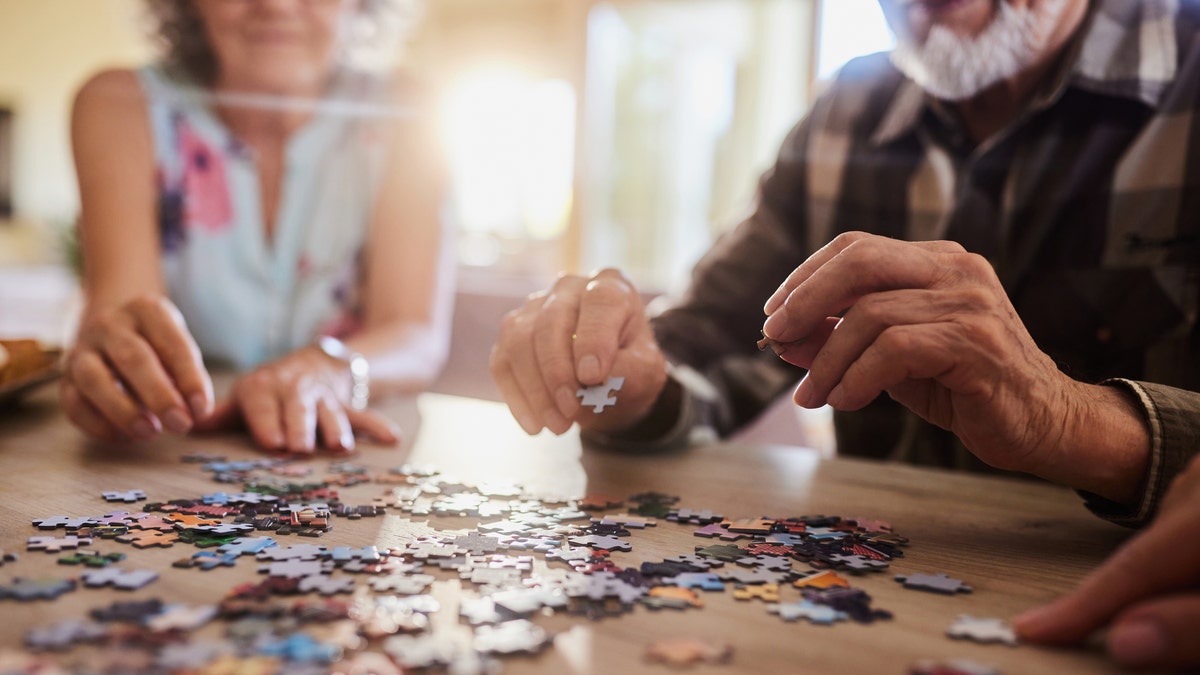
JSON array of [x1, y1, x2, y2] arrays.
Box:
[[852, 295, 888, 328], [243, 369, 275, 391], [877, 325, 917, 355], [956, 251, 996, 280], [831, 231, 871, 249], [935, 239, 967, 254], [498, 313, 533, 346], [104, 337, 145, 368], [126, 293, 166, 316], [69, 351, 108, 386]]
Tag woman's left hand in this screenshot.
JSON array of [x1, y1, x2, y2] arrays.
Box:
[[194, 347, 400, 453]]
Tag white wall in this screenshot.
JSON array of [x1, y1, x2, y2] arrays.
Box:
[[0, 0, 153, 230]]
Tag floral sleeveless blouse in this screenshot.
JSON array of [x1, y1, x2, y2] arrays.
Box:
[[138, 64, 393, 369]]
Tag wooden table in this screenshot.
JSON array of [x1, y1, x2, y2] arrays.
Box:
[[0, 385, 1135, 674]]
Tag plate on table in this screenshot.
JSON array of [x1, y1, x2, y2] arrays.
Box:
[[0, 340, 62, 408]]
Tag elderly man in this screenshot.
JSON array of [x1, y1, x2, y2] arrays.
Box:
[[490, 0, 1200, 668]]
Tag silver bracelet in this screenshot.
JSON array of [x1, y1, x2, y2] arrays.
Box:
[[314, 336, 370, 411]]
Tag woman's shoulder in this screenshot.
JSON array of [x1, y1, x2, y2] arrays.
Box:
[[72, 68, 149, 131], [74, 68, 144, 109]]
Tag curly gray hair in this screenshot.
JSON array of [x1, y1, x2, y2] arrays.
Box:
[[143, 0, 422, 85]]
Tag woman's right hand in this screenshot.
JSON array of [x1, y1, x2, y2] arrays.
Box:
[[61, 295, 213, 442]]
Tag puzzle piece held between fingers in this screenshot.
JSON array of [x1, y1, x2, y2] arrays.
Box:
[[576, 377, 624, 413]]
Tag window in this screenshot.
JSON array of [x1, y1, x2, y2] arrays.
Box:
[[816, 0, 895, 81], [580, 0, 810, 291], [423, 0, 899, 292]]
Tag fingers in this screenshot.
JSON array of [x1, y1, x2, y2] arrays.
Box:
[[282, 384, 318, 454], [492, 292, 559, 435], [533, 281, 587, 430], [764, 231, 873, 315], [130, 296, 213, 419], [1013, 505, 1200, 646], [763, 234, 969, 343], [574, 269, 639, 384], [344, 408, 401, 446], [60, 379, 128, 443], [235, 372, 287, 451], [792, 288, 993, 408], [64, 295, 212, 440], [1105, 594, 1200, 670], [96, 327, 194, 434], [317, 396, 355, 452], [490, 270, 649, 436], [65, 349, 160, 440]]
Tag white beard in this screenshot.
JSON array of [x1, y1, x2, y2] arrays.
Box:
[[889, 0, 1070, 101]]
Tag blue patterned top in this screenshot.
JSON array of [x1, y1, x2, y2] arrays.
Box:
[[138, 64, 394, 369]]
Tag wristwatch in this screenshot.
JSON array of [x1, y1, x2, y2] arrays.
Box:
[[314, 336, 370, 411]]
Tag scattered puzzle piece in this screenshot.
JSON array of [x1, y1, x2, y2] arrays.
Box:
[[0, 577, 77, 601], [81, 567, 159, 590], [732, 583, 780, 602], [895, 572, 973, 595], [909, 658, 1001, 675], [767, 600, 848, 625], [101, 490, 147, 503], [27, 535, 92, 553], [644, 637, 732, 668], [946, 615, 1018, 646]]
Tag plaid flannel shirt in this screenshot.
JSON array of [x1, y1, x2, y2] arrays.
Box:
[[588, 0, 1200, 528]]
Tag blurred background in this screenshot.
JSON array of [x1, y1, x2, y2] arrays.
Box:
[[0, 0, 891, 423]]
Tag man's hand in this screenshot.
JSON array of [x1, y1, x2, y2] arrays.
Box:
[[195, 347, 399, 454], [61, 295, 213, 442], [490, 269, 668, 436], [1014, 454, 1200, 670], [761, 232, 1149, 504]]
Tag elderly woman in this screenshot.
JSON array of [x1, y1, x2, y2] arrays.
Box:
[[64, 0, 454, 453]]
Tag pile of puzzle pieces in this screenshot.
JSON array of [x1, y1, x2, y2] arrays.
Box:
[[0, 456, 1014, 674]]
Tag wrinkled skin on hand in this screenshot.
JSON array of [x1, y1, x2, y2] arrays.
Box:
[[490, 269, 668, 436]]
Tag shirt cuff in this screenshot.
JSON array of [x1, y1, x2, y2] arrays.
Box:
[[580, 363, 717, 453], [1077, 378, 1162, 528]]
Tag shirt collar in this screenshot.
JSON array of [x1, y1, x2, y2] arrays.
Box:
[[869, 0, 1180, 148]]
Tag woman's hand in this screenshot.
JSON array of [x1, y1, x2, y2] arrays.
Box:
[[61, 295, 213, 442], [195, 346, 400, 454]]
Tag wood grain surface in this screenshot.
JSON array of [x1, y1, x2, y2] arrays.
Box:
[[0, 385, 1140, 674]]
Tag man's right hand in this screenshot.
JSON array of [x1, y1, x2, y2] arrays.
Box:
[[490, 269, 668, 436], [61, 295, 214, 442]]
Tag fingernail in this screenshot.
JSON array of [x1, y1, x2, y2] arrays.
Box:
[[131, 416, 158, 440], [189, 394, 209, 418], [794, 378, 816, 408], [764, 290, 784, 315], [163, 407, 192, 434], [763, 312, 785, 339], [341, 431, 356, 452], [578, 355, 601, 383], [556, 386, 578, 417], [1109, 620, 1168, 666]]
